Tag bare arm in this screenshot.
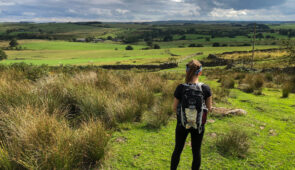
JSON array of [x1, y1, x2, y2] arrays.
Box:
[[173, 97, 179, 113], [205, 96, 213, 113]]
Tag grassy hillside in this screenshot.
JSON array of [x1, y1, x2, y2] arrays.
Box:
[[103, 77, 295, 169]]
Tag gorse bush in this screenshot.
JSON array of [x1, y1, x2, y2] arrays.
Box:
[[216, 129, 250, 158], [0, 65, 181, 169]]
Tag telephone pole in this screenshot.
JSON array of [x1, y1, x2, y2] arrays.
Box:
[[251, 23, 256, 69]]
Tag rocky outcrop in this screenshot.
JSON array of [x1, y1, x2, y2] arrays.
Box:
[[211, 107, 247, 117]]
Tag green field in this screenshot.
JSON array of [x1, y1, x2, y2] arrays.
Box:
[[269, 23, 295, 30], [1, 40, 278, 66]]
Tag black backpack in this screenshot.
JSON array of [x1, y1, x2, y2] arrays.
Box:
[[178, 83, 207, 133]]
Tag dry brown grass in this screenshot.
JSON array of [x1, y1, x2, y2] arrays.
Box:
[[0, 65, 180, 168]]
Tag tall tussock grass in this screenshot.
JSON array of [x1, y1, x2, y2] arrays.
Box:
[[0, 64, 180, 168], [216, 129, 250, 158], [0, 107, 109, 169]]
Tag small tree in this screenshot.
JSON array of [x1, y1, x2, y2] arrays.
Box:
[[153, 44, 160, 49], [107, 36, 113, 40], [146, 41, 153, 47], [0, 49, 7, 60], [179, 35, 186, 40], [125, 45, 133, 50], [9, 39, 18, 47], [212, 42, 220, 47], [188, 43, 196, 47]]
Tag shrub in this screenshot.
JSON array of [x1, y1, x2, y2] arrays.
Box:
[[153, 44, 160, 49], [212, 42, 220, 47], [188, 43, 196, 47], [9, 39, 18, 47], [0, 49, 7, 61], [216, 129, 250, 158], [125, 45, 133, 50]]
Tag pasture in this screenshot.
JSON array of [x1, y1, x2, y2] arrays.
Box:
[[1, 40, 278, 66]]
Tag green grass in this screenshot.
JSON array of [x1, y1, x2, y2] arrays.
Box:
[[103, 79, 295, 169], [2, 40, 278, 66], [269, 23, 295, 30], [4, 49, 176, 66], [19, 40, 145, 50]]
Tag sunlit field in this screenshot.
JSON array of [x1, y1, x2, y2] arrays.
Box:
[[1, 40, 278, 66]]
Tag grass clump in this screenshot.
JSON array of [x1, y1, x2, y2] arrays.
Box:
[[216, 129, 250, 158], [0, 144, 12, 170], [282, 83, 292, 98], [239, 74, 264, 95], [143, 99, 174, 129], [221, 76, 235, 89], [0, 106, 109, 169], [212, 86, 230, 103]]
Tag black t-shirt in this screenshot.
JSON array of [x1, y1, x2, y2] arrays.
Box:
[[174, 83, 212, 102]]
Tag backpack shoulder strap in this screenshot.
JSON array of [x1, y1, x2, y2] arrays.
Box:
[[197, 82, 204, 92]]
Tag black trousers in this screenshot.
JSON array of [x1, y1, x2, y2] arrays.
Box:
[[171, 124, 205, 170]]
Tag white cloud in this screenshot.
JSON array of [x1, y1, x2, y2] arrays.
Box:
[[0, 1, 15, 6], [23, 12, 36, 16], [68, 8, 78, 14], [115, 9, 129, 14], [89, 8, 113, 17], [209, 8, 248, 18], [171, 0, 183, 2], [0, 0, 294, 22]]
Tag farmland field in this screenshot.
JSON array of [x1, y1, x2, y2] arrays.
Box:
[[1, 40, 279, 66]]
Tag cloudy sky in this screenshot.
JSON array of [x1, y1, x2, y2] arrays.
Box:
[[0, 0, 294, 22]]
